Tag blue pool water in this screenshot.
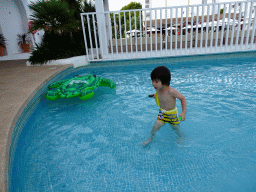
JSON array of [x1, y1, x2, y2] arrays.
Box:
[[10, 53, 256, 191]]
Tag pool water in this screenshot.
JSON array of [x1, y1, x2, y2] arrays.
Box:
[[10, 54, 256, 191]]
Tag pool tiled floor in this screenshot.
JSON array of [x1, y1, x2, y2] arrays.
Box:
[[0, 59, 72, 192]]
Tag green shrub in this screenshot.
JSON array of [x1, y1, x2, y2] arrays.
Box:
[[28, 0, 95, 64], [29, 31, 86, 64]]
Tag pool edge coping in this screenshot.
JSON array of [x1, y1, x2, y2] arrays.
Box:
[[1, 64, 73, 192]]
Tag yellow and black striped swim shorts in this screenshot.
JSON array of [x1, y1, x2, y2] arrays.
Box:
[[157, 107, 180, 125]]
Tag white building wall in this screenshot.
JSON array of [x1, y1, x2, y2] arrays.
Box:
[[0, 0, 32, 60], [1, 0, 24, 54]]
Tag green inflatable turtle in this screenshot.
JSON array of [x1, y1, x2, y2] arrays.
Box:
[[45, 74, 116, 100]]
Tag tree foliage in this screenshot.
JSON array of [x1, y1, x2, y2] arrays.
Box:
[[121, 2, 142, 11], [28, 0, 96, 64], [110, 2, 142, 38], [29, 0, 80, 33]]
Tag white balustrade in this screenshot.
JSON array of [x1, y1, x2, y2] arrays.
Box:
[[81, 1, 256, 61]]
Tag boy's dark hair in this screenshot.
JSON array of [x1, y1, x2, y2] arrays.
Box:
[[151, 66, 171, 86]]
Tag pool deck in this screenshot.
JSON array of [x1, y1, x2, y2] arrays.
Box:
[[0, 59, 73, 192]]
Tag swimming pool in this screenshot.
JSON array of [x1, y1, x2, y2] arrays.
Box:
[[10, 53, 256, 191]]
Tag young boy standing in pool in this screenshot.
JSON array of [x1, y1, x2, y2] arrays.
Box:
[[143, 66, 187, 146]]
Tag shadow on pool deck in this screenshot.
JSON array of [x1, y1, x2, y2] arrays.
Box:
[[0, 59, 73, 192]]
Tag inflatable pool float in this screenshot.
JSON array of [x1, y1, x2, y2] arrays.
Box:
[[45, 74, 116, 100]]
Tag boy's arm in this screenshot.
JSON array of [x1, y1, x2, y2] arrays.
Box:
[[179, 95, 187, 120], [170, 89, 187, 121]]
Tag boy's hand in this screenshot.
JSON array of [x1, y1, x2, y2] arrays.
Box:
[[179, 112, 186, 121]]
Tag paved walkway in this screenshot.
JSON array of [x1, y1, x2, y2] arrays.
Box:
[[0, 59, 73, 192]]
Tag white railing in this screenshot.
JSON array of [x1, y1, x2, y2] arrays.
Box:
[[81, 0, 256, 61]]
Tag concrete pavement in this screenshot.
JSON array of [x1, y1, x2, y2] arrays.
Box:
[[0, 59, 73, 192]]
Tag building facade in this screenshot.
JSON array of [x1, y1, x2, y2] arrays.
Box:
[[0, 0, 34, 60]]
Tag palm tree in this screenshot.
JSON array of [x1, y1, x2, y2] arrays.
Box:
[[28, 0, 96, 64], [29, 0, 79, 34]]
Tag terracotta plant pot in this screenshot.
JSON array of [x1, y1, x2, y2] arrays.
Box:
[[0, 46, 4, 56], [21, 43, 30, 53]]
